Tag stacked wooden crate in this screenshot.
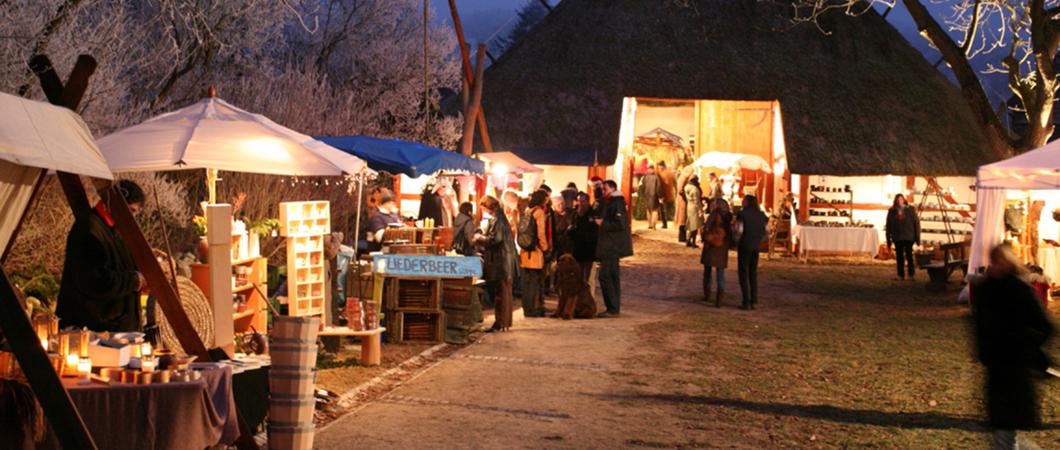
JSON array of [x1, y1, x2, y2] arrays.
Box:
[[441, 278, 483, 344], [384, 277, 444, 343]]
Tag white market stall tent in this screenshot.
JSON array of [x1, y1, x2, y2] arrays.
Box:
[[969, 141, 1060, 273], [98, 96, 365, 177], [0, 92, 113, 252]]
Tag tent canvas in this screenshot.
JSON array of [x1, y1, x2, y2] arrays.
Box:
[[316, 135, 483, 177], [476, 151, 543, 174], [0, 93, 114, 252], [969, 141, 1060, 272], [98, 97, 365, 176]]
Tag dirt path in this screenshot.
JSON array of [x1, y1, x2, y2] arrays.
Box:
[[315, 228, 1060, 449], [316, 230, 711, 449]]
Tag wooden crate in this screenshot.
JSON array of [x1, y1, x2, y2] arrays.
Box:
[[385, 278, 441, 310], [386, 311, 444, 343]]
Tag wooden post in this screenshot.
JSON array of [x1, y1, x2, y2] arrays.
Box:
[[460, 45, 487, 156], [798, 175, 810, 223], [447, 0, 493, 152], [206, 204, 234, 357]]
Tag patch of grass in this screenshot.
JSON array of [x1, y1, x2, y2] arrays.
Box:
[[619, 261, 1060, 448]]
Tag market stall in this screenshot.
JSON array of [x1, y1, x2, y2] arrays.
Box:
[[969, 142, 1060, 292], [97, 93, 369, 450], [476, 151, 544, 197], [0, 84, 249, 449]]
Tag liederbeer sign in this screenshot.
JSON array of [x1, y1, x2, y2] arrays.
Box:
[[372, 254, 482, 278]]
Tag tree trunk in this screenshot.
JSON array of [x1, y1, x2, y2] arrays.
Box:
[[901, 0, 1019, 158]]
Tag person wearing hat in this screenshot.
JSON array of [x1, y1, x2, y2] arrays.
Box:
[[57, 179, 147, 332], [365, 188, 404, 253]]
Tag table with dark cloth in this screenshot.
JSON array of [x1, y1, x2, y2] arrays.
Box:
[[39, 364, 238, 450]]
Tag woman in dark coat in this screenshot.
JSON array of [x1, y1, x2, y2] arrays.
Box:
[[451, 202, 478, 256], [973, 244, 1054, 449], [700, 198, 732, 307], [885, 194, 921, 280], [475, 196, 517, 332]]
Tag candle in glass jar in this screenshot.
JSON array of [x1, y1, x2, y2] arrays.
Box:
[[76, 357, 91, 384], [40, 338, 48, 351], [141, 342, 152, 358], [141, 359, 155, 372], [64, 354, 79, 376]]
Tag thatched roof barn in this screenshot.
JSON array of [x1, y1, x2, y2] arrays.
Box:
[[478, 0, 994, 176]]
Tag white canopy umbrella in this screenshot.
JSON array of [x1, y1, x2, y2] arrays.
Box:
[[692, 152, 772, 173], [0, 92, 114, 252], [98, 96, 366, 177], [969, 141, 1060, 272]]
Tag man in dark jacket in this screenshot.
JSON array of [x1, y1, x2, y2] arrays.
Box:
[[658, 162, 676, 229], [57, 180, 147, 332], [570, 192, 599, 282], [735, 195, 767, 310], [639, 164, 662, 230], [595, 180, 633, 317], [885, 194, 921, 280]]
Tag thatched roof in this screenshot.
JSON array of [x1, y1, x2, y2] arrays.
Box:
[[478, 0, 995, 176]]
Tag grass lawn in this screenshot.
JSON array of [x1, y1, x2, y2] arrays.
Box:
[[621, 259, 1060, 448]]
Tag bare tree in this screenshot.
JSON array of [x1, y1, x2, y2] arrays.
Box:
[[788, 0, 1060, 158]]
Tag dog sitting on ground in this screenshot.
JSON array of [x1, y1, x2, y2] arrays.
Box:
[[552, 254, 597, 319]]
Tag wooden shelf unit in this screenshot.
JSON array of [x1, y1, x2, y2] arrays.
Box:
[[191, 256, 268, 334], [279, 201, 330, 316]]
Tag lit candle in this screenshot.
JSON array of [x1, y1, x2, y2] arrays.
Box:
[[141, 342, 152, 358], [77, 357, 91, 384], [64, 354, 79, 377], [141, 359, 155, 372], [40, 338, 48, 351]]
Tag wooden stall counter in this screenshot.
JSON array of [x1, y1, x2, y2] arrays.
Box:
[[317, 326, 386, 366]]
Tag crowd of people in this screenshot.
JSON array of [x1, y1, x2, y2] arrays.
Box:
[[440, 178, 634, 332]]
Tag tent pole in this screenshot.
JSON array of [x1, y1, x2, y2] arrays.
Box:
[[353, 170, 365, 256]]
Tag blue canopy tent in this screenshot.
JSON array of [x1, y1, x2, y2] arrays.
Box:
[[316, 135, 484, 177]]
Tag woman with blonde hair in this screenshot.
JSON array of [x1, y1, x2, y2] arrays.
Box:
[[475, 196, 517, 332], [973, 244, 1053, 449]]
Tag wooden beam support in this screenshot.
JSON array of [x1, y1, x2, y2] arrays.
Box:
[[0, 271, 97, 449], [798, 175, 810, 223], [459, 45, 487, 156], [447, 0, 493, 152], [7, 53, 100, 450]]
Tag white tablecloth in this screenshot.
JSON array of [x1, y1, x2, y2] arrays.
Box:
[[793, 225, 880, 257], [1039, 247, 1060, 283]]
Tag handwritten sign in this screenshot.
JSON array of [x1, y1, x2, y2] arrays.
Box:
[[372, 254, 482, 278]]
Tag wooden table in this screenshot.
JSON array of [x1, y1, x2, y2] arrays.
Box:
[[318, 326, 386, 366]]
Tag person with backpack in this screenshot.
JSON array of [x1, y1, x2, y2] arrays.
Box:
[[701, 198, 733, 307], [519, 190, 551, 317], [735, 195, 768, 310], [451, 202, 478, 256], [595, 180, 633, 317]]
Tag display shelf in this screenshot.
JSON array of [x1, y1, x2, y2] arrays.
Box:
[[281, 201, 330, 317], [191, 256, 269, 334]]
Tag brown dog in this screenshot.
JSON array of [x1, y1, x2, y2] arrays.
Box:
[[553, 254, 597, 320]]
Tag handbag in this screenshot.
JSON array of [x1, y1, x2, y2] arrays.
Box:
[[706, 225, 725, 247]]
